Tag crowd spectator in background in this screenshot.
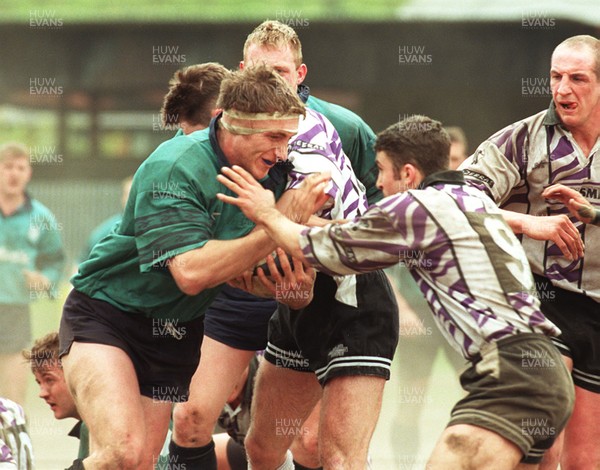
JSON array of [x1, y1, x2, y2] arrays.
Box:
[[444, 126, 468, 170], [0, 142, 65, 406], [79, 176, 133, 262]]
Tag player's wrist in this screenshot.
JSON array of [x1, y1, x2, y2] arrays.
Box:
[[591, 208, 600, 226], [254, 205, 279, 225]]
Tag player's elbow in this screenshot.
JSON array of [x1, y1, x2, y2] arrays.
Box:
[[169, 265, 210, 296]]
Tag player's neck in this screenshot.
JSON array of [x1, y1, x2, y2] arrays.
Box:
[[0, 191, 26, 216]]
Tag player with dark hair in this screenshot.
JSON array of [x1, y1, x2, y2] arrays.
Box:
[[218, 115, 575, 468]]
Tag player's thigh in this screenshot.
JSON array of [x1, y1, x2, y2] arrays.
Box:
[[428, 423, 523, 469], [140, 395, 173, 462], [290, 400, 321, 467], [563, 385, 600, 463], [180, 337, 255, 418], [62, 341, 146, 448], [249, 360, 321, 439], [320, 375, 385, 441]]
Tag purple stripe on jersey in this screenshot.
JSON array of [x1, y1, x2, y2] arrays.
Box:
[[332, 139, 344, 160], [550, 136, 575, 161], [546, 260, 582, 282], [449, 185, 472, 207], [297, 123, 324, 143], [528, 309, 547, 327], [448, 278, 469, 295], [512, 124, 528, 169], [387, 200, 429, 244], [551, 158, 584, 182], [489, 125, 514, 151], [462, 335, 474, 356], [343, 199, 359, 218], [1, 444, 14, 462], [485, 325, 516, 341], [491, 124, 528, 169], [342, 178, 355, 201], [429, 257, 457, 279], [503, 192, 529, 206]]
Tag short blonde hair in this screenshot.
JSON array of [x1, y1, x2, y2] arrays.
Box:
[[0, 142, 29, 164], [243, 20, 303, 67], [217, 65, 305, 117], [554, 35, 600, 78]]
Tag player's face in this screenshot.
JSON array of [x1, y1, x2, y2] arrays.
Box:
[[34, 364, 78, 420], [376, 151, 408, 197], [448, 141, 467, 170], [551, 45, 600, 132], [228, 130, 297, 180], [243, 43, 306, 90], [0, 156, 31, 198]]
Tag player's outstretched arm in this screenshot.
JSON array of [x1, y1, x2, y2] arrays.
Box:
[[543, 184, 600, 227], [217, 165, 329, 259], [499, 209, 584, 260]]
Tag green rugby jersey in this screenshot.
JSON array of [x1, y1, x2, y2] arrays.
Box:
[[301, 86, 382, 205], [72, 119, 284, 321], [0, 196, 65, 305]]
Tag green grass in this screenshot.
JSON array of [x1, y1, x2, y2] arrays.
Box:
[[1, 0, 408, 23]]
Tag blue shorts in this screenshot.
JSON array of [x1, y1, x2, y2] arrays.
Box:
[[533, 274, 600, 393], [265, 271, 399, 385], [59, 289, 203, 402], [203, 284, 277, 351]]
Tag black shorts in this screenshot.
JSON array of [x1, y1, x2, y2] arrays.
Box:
[[59, 289, 203, 402], [203, 284, 276, 351], [265, 271, 399, 385], [449, 333, 574, 464], [0, 304, 31, 354], [533, 274, 600, 393]]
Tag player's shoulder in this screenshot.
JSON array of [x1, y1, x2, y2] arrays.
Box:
[[29, 197, 58, 219], [486, 109, 547, 144], [140, 129, 217, 177]]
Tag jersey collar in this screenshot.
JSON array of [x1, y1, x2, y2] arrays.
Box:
[[297, 84, 311, 103], [418, 170, 465, 189], [542, 100, 561, 126]]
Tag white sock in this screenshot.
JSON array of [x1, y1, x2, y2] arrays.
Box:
[[276, 450, 295, 470], [248, 450, 295, 470]]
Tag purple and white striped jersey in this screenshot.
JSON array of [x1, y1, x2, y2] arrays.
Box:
[[460, 103, 600, 303], [298, 171, 560, 361], [287, 108, 369, 306], [287, 108, 368, 221]]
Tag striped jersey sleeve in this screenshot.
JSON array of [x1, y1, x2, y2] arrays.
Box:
[[299, 183, 560, 361]]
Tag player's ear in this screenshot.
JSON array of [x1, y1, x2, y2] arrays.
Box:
[[239, 61, 245, 71], [296, 63, 307, 85], [404, 164, 422, 189]]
